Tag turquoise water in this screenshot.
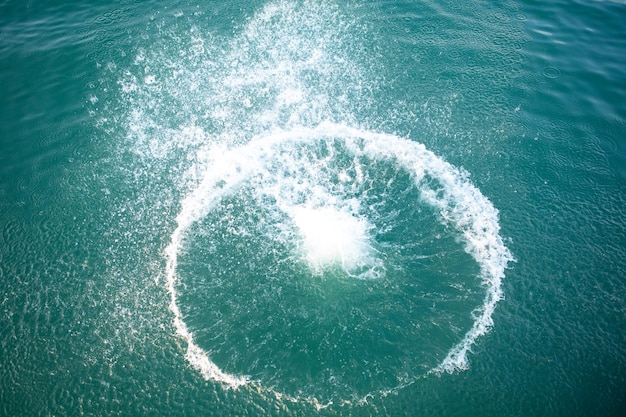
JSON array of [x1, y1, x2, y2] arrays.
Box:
[[1, 0, 625, 415]]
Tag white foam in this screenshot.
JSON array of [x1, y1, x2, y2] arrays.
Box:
[[288, 205, 377, 275], [164, 122, 514, 396]]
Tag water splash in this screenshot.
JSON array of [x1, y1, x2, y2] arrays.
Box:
[[164, 122, 513, 401], [110, 0, 514, 405]]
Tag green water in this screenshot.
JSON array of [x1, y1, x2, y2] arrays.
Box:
[[1, 0, 625, 415]]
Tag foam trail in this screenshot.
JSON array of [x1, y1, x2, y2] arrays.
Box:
[[164, 121, 514, 396], [166, 228, 250, 388]]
